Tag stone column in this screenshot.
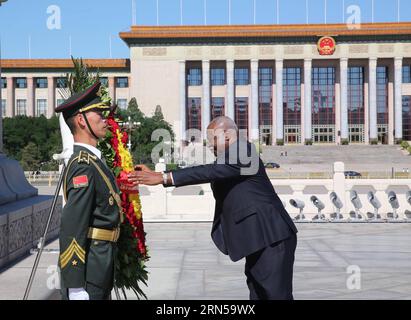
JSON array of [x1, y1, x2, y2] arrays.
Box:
[[128, 76, 132, 97], [340, 58, 349, 143], [388, 65, 395, 145], [250, 59, 259, 141], [27, 77, 35, 117], [304, 59, 312, 143], [6, 77, 14, 118], [179, 60, 186, 141], [202, 60, 210, 139], [369, 57, 378, 143], [364, 71, 370, 144], [275, 59, 284, 143], [47, 76, 55, 118], [394, 57, 403, 143], [226, 59, 234, 119], [108, 76, 116, 105], [300, 81, 305, 145]]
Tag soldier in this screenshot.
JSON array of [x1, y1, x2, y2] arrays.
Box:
[[55, 81, 122, 300]]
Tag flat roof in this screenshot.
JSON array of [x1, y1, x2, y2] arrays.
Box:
[[120, 22, 411, 45], [0, 59, 130, 70]]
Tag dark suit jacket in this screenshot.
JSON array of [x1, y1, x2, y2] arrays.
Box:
[[171, 140, 298, 262]]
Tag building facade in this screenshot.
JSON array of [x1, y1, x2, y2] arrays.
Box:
[[120, 22, 411, 145], [2, 23, 411, 146], [0, 59, 131, 118]]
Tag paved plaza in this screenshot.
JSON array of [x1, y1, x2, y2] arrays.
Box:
[[261, 145, 411, 173], [1, 222, 411, 300]]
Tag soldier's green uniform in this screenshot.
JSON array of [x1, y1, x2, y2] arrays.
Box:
[[59, 146, 122, 300], [55, 81, 122, 300]]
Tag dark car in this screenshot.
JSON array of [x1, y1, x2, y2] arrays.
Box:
[[344, 171, 362, 177], [264, 162, 280, 169]]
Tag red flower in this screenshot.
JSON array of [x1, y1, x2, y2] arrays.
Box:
[[104, 113, 148, 257]]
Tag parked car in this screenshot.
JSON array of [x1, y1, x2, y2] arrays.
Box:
[[264, 162, 280, 169], [344, 171, 362, 177], [177, 160, 188, 169]]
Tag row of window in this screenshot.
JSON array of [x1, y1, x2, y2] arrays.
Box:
[[0, 77, 129, 89], [0, 98, 128, 117], [185, 66, 389, 128], [185, 95, 411, 141], [186, 97, 250, 132], [185, 65, 411, 87]]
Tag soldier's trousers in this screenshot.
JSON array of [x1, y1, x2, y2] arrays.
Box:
[[85, 282, 112, 300]]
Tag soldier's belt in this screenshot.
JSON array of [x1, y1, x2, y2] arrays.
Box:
[[88, 227, 120, 242]]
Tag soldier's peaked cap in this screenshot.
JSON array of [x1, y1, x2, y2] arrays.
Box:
[[55, 81, 112, 119]]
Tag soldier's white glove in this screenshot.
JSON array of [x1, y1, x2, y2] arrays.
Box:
[[68, 287, 89, 300]]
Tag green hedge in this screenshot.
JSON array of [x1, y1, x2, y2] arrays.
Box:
[[401, 141, 410, 149]]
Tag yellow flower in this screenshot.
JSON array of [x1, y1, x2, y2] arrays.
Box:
[[116, 129, 143, 220], [116, 129, 133, 172], [129, 194, 142, 220]]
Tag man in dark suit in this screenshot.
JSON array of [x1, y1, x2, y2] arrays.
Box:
[[130, 116, 298, 300]]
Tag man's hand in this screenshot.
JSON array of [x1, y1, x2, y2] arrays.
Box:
[[128, 170, 163, 186]]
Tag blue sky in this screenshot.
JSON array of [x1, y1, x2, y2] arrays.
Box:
[[0, 0, 410, 59]]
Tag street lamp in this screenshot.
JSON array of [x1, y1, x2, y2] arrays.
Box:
[[0, 1, 8, 6], [119, 116, 140, 151]]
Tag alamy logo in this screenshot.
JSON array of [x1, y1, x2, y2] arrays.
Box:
[[47, 5, 61, 30], [346, 265, 361, 290]]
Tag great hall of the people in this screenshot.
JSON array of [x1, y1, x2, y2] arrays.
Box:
[[2, 22, 411, 145]]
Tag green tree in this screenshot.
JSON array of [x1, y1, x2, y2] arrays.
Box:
[[126, 97, 144, 121], [123, 100, 174, 164], [153, 105, 164, 121], [20, 142, 41, 171], [3, 115, 62, 170]]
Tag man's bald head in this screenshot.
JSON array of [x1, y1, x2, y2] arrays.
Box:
[[207, 116, 238, 131], [206, 116, 238, 156]]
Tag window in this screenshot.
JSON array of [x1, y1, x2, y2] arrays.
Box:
[[117, 99, 128, 110], [402, 96, 411, 141], [234, 68, 249, 85], [211, 68, 225, 85], [36, 78, 48, 88], [57, 99, 65, 107], [259, 67, 273, 126], [116, 77, 129, 88], [186, 98, 201, 130], [348, 67, 365, 125], [403, 65, 411, 83], [283, 67, 301, 126], [235, 97, 249, 137], [1, 100, 6, 117], [312, 67, 336, 125], [1, 78, 6, 89], [36, 99, 47, 116], [377, 66, 388, 125], [56, 78, 68, 88], [100, 77, 108, 87], [211, 97, 225, 119], [15, 78, 27, 89], [187, 68, 202, 86], [16, 99, 27, 115]]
